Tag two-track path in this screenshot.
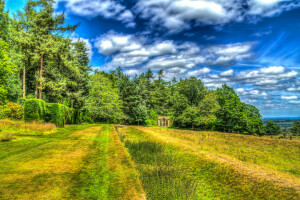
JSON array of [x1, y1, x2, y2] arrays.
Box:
[[0, 124, 145, 200]]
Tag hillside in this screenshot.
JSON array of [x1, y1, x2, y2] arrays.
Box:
[[116, 126, 300, 199]]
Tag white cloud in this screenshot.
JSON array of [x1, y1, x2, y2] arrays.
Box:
[[186, 68, 211, 77], [135, 0, 300, 32], [281, 96, 298, 100], [124, 69, 140, 76], [235, 66, 298, 88], [260, 66, 285, 74], [95, 31, 254, 71], [220, 69, 234, 77], [287, 87, 300, 92], [289, 101, 300, 104], [58, 0, 135, 26]]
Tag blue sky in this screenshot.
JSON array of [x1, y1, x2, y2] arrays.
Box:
[[5, 0, 300, 118]]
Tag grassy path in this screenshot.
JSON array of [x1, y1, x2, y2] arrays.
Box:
[[117, 126, 300, 200], [0, 124, 144, 200]]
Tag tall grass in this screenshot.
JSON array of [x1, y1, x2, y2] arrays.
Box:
[[118, 127, 300, 200], [0, 119, 56, 135]]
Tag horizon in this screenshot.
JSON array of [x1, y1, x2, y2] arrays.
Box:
[[5, 0, 300, 118]]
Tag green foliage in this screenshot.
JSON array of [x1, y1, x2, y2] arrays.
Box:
[[0, 102, 24, 119], [0, 85, 7, 105], [0, 0, 9, 41], [265, 120, 281, 135], [131, 104, 148, 125], [45, 103, 66, 127], [145, 109, 158, 126], [0, 40, 16, 104], [24, 99, 45, 122], [290, 121, 300, 136], [87, 73, 123, 123]]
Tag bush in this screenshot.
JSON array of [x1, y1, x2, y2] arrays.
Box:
[[24, 99, 83, 127], [45, 103, 66, 127], [0, 105, 9, 119], [24, 99, 46, 122], [5, 102, 23, 119]]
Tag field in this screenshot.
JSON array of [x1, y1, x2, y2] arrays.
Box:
[[0, 121, 299, 199], [117, 126, 300, 200], [0, 120, 145, 200]]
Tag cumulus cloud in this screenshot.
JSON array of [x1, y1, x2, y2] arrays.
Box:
[[235, 66, 298, 89], [58, 0, 135, 27], [220, 69, 234, 77], [281, 96, 298, 100], [289, 100, 300, 104], [186, 68, 211, 77], [95, 31, 254, 71], [134, 0, 300, 32], [204, 43, 254, 65]]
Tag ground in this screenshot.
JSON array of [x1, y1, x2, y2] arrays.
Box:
[[0, 121, 145, 200], [0, 121, 299, 199]]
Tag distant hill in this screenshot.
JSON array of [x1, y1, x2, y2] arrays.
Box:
[[263, 118, 300, 128]]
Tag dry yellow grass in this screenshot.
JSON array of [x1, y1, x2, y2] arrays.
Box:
[[135, 126, 300, 194], [0, 119, 56, 135]]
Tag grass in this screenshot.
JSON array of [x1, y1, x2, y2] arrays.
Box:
[[117, 126, 300, 200], [0, 121, 144, 200], [0, 119, 56, 136]]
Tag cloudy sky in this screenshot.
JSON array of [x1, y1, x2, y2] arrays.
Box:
[[6, 0, 300, 118]]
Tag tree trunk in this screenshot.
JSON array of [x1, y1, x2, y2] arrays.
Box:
[[22, 67, 26, 98], [39, 54, 43, 100], [71, 99, 74, 109]]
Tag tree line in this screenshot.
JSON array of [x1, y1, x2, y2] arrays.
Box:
[[0, 0, 284, 136]]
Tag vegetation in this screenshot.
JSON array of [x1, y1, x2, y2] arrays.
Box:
[[117, 126, 300, 199], [0, 122, 144, 199]]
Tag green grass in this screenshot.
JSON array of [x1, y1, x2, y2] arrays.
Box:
[[0, 122, 144, 200], [117, 126, 300, 200]]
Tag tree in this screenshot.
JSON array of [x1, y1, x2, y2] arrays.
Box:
[[131, 104, 148, 125], [0, 40, 16, 104], [197, 91, 220, 130], [24, 0, 77, 99], [176, 77, 206, 106], [216, 84, 247, 133], [0, 0, 9, 41], [290, 121, 300, 138], [87, 73, 123, 123], [265, 120, 281, 135], [176, 106, 199, 129]]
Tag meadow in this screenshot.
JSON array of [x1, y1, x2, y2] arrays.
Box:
[[1, 121, 299, 200], [0, 120, 144, 200], [116, 126, 300, 200]]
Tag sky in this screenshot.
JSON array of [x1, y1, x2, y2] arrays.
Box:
[[5, 0, 300, 118]]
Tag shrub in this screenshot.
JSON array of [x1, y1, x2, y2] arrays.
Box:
[[0, 105, 9, 119], [24, 99, 46, 122], [5, 102, 24, 119], [45, 103, 66, 127]]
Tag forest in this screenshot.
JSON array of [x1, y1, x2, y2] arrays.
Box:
[[1, 0, 299, 137]]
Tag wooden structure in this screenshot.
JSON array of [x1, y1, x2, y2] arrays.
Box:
[[158, 116, 170, 127]]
